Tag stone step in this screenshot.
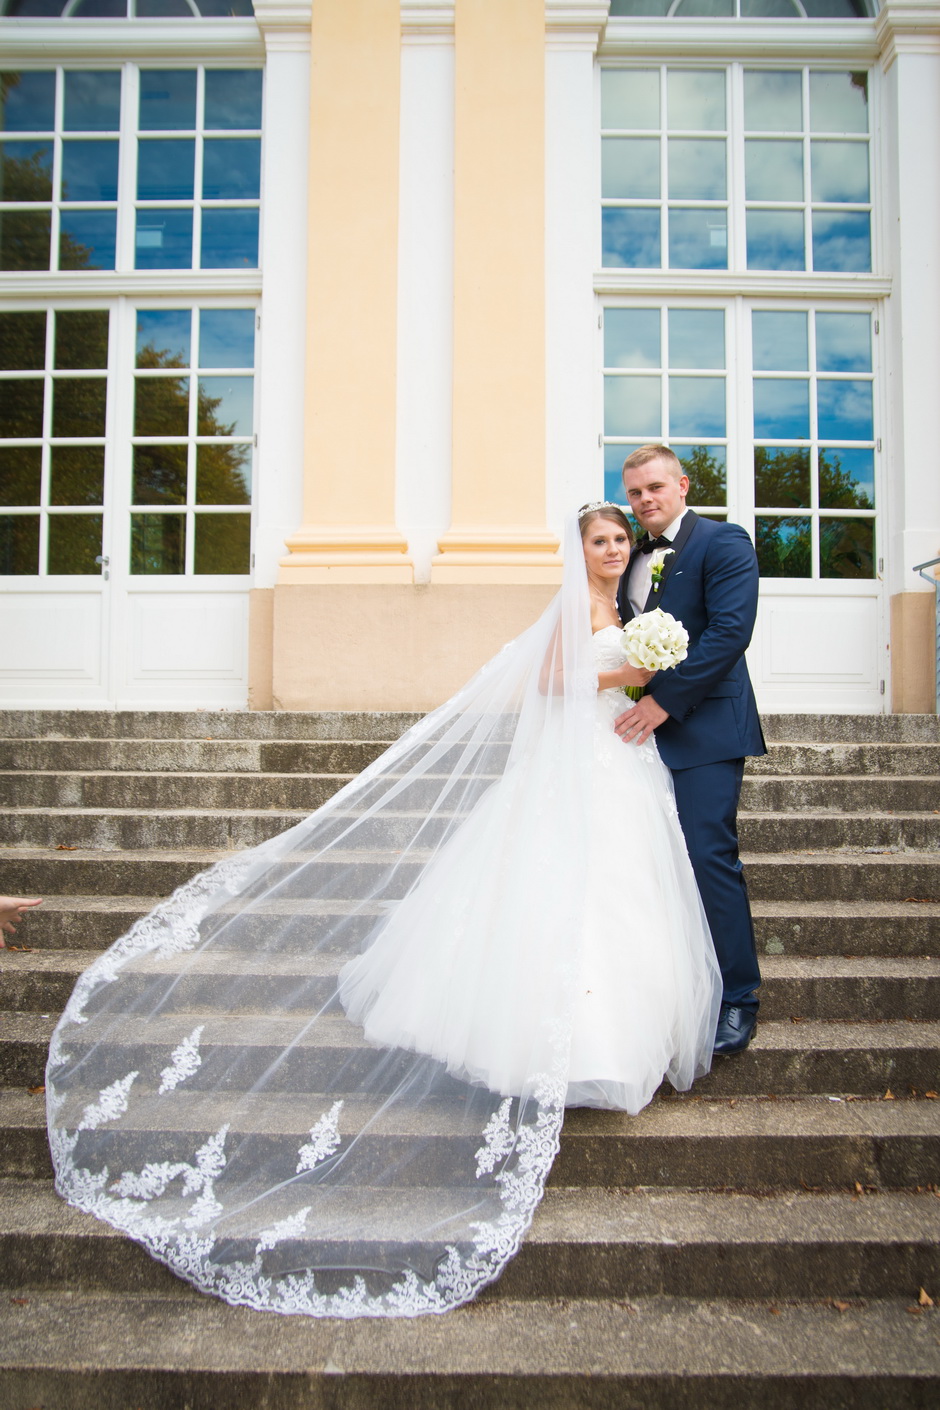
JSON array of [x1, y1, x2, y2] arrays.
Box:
[[3, 846, 938, 902], [4, 894, 937, 958], [4, 949, 939, 1021], [2, 707, 938, 742], [4, 1011, 939, 1097], [0, 1288, 936, 1407], [3, 769, 937, 815], [3, 736, 940, 778], [2, 1179, 937, 1303], [3, 802, 940, 855], [5, 1088, 938, 1191]]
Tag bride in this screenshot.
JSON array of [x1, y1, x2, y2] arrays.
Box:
[[46, 504, 721, 1320]]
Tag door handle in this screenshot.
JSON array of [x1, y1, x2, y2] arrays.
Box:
[[95, 555, 110, 580]]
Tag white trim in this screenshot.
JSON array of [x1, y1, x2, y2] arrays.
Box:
[[253, 0, 313, 54], [0, 272, 262, 299], [601, 18, 880, 62], [401, 1, 455, 40], [877, 0, 940, 69], [594, 271, 891, 299], [545, 0, 610, 51], [0, 20, 264, 62]]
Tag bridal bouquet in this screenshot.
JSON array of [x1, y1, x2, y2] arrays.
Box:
[[620, 608, 689, 701]]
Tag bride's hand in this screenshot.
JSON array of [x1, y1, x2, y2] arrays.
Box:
[[618, 663, 655, 689]]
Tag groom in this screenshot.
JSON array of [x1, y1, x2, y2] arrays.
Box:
[[615, 445, 766, 1055]]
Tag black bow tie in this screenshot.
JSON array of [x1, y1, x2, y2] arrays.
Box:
[[639, 535, 672, 555]]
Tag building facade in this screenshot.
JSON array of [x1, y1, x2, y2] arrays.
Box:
[[0, 0, 937, 712]]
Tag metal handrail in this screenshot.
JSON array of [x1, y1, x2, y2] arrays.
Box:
[[912, 556, 940, 713]]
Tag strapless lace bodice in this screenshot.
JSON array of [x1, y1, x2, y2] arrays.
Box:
[[593, 624, 628, 674]]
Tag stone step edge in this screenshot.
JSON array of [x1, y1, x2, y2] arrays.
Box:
[[0, 1291, 936, 1385]]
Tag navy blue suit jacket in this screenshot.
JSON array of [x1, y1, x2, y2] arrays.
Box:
[[617, 511, 766, 771]]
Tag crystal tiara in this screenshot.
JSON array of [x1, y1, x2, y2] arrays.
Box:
[[578, 500, 623, 519]]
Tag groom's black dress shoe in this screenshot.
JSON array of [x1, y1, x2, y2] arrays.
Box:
[[713, 1004, 757, 1056]]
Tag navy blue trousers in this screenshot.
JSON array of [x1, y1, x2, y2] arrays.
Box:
[[670, 757, 761, 1012]]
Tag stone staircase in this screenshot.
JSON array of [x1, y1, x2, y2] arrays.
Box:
[[0, 708, 938, 1407]]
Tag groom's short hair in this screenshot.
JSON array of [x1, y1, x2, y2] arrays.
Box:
[[622, 444, 684, 479]]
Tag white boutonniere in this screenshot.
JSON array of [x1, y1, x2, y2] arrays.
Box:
[[649, 547, 675, 592]]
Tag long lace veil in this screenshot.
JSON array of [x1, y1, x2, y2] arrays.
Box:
[[46, 515, 598, 1317]]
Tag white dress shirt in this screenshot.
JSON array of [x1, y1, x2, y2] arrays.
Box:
[[627, 509, 688, 617]]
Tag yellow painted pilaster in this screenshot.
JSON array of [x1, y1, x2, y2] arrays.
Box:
[[279, 0, 411, 583], [432, 0, 561, 583]]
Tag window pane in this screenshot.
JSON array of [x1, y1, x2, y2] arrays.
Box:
[[668, 139, 726, 200], [0, 445, 42, 505], [603, 442, 637, 505], [745, 139, 803, 202], [0, 211, 51, 270], [678, 444, 726, 506], [820, 517, 874, 579], [137, 139, 195, 200], [197, 376, 253, 436], [133, 444, 188, 504], [668, 309, 724, 370], [63, 71, 121, 132], [811, 140, 869, 203], [753, 311, 808, 372], [202, 138, 261, 200], [0, 513, 39, 573], [812, 211, 871, 272], [139, 70, 197, 131], [743, 70, 802, 132], [204, 70, 263, 131], [753, 379, 810, 438], [50, 445, 105, 505], [601, 69, 660, 130], [52, 377, 107, 437], [61, 140, 119, 202], [134, 377, 190, 436], [674, 0, 734, 14], [199, 309, 255, 369], [817, 379, 873, 441], [135, 209, 194, 269], [604, 309, 660, 369], [131, 512, 185, 574], [196, 443, 251, 504], [754, 446, 810, 507], [48, 512, 103, 574], [59, 211, 117, 271], [668, 209, 727, 269], [194, 511, 251, 573], [667, 71, 725, 131], [602, 208, 660, 268], [1, 140, 53, 200], [0, 311, 46, 370], [602, 138, 660, 199], [809, 71, 868, 134], [755, 515, 811, 577], [819, 446, 874, 508], [200, 209, 259, 269], [669, 376, 726, 437], [137, 309, 191, 368], [137, 0, 193, 14], [746, 210, 804, 270], [815, 314, 871, 373], [604, 376, 661, 437], [0, 72, 55, 131], [0, 379, 44, 437], [55, 311, 109, 371]]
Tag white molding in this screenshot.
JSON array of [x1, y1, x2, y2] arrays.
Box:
[[401, 1, 455, 41], [0, 18, 264, 61], [600, 18, 880, 62], [594, 270, 892, 300], [545, 0, 610, 51], [877, 1, 940, 69], [0, 271, 262, 300], [253, 0, 312, 53]]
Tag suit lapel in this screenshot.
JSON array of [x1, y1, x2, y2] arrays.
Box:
[[642, 510, 698, 612]]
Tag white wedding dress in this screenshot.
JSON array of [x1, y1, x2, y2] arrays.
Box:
[[46, 518, 721, 1319], [340, 626, 721, 1115]]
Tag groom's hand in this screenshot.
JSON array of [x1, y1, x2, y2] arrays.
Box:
[[614, 696, 669, 745]]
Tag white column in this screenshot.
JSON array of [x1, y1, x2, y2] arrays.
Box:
[[545, 2, 610, 531], [396, 4, 456, 583]]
